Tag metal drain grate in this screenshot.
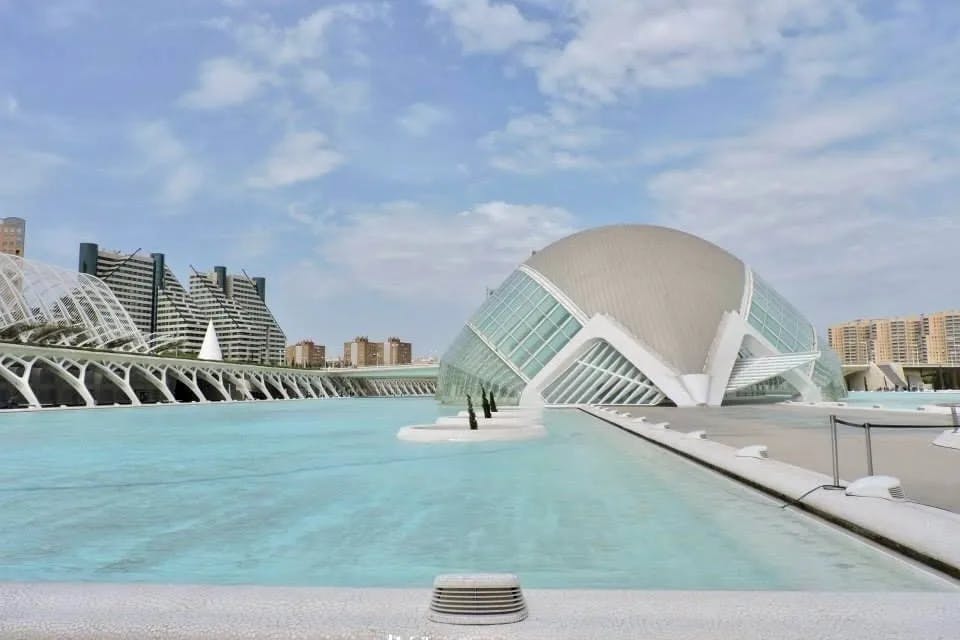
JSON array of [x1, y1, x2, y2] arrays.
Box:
[[429, 574, 527, 625]]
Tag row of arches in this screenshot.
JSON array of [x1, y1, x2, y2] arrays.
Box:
[[0, 353, 437, 409]]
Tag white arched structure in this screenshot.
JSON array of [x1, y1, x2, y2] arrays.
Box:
[[0, 343, 437, 409], [0, 254, 153, 352], [437, 225, 847, 408]]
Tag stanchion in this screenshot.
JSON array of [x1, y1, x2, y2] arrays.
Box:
[[829, 414, 840, 487]]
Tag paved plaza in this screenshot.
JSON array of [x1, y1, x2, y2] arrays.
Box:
[[614, 404, 960, 512]]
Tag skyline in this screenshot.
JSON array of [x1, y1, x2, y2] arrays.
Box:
[[2, 0, 959, 355]]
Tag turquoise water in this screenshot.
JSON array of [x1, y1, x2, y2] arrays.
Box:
[[0, 399, 950, 590], [845, 391, 960, 411]]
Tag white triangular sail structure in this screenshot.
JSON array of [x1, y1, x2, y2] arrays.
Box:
[[198, 319, 223, 361]]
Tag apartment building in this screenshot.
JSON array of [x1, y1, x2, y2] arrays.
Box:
[[189, 267, 285, 365], [343, 336, 384, 367], [829, 310, 960, 366], [286, 340, 326, 368], [383, 337, 412, 365], [78, 243, 285, 363], [0, 217, 25, 256]]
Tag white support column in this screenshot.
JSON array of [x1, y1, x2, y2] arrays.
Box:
[[222, 370, 254, 401], [167, 367, 207, 403], [130, 364, 177, 403], [0, 355, 40, 408], [87, 361, 140, 406], [196, 369, 232, 401], [38, 357, 96, 407]]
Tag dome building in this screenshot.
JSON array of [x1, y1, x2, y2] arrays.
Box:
[[437, 225, 845, 407]]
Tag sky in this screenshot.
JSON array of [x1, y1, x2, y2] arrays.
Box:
[[1, 0, 958, 358]]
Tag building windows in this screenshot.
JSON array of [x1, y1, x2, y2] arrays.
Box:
[[469, 270, 582, 381], [748, 275, 816, 354]]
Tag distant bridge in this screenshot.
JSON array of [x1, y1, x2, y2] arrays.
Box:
[[0, 342, 438, 409]]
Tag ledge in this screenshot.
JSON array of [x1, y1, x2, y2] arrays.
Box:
[[582, 407, 960, 579]]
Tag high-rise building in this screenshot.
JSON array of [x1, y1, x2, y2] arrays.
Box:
[[0, 217, 25, 256], [286, 340, 326, 368], [78, 244, 170, 338], [343, 336, 384, 367], [383, 337, 412, 365], [79, 244, 285, 363], [189, 267, 286, 365], [828, 310, 960, 366]]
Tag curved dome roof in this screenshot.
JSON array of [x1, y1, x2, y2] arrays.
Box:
[[525, 225, 746, 374]]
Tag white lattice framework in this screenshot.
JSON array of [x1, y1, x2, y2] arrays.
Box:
[[0, 343, 437, 409], [0, 254, 149, 352]]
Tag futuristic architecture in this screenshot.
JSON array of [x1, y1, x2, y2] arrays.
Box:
[[438, 225, 846, 407], [0, 253, 154, 352]]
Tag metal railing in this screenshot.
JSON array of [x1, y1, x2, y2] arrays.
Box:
[[828, 406, 959, 485]]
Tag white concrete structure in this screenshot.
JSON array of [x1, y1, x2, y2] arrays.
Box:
[[397, 422, 546, 443], [0, 253, 153, 352], [438, 225, 847, 408], [0, 343, 437, 409], [198, 320, 223, 361]]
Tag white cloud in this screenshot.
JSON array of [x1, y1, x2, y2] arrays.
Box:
[[179, 57, 266, 110], [300, 70, 370, 113], [130, 120, 205, 205], [231, 4, 385, 67], [317, 200, 577, 298], [480, 107, 608, 173], [397, 102, 453, 136], [525, 0, 851, 104], [647, 84, 960, 324], [428, 0, 550, 53], [248, 130, 344, 189]]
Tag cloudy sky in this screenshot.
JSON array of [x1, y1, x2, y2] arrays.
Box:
[[1, 0, 958, 357]]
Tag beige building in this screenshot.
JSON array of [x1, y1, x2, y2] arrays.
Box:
[[0, 217, 25, 256], [343, 336, 384, 367], [383, 337, 412, 365], [342, 336, 414, 367], [828, 310, 960, 366], [286, 340, 325, 368]]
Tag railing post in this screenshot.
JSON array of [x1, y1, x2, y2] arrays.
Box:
[[829, 414, 840, 487], [952, 405, 959, 434], [864, 422, 874, 476]]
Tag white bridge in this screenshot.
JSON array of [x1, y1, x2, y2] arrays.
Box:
[[0, 343, 438, 409]]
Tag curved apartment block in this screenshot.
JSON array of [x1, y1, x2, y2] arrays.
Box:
[[438, 225, 846, 407]]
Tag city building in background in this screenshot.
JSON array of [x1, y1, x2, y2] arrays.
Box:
[[79, 243, 205, 353], [828, 311, 960, 391], [189, 267, 285, 365], [78, 244, 285, 364], [383, 337, 412, 365], [286, 340, 326, 368], [343, 336, 384, 367], [438, 225, 846, 407], [828, 312, 960, 366], [0, 217, 25, 256], [342, 336, 414, 367]]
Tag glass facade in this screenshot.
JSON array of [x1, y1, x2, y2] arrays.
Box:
[[812, 341, 847, 401], [438, 269, 582, 405], [436, 327, 525, 405], [747, 275, 816, 354], [745, 275, 847, 400], [469, 270, 582, 379]]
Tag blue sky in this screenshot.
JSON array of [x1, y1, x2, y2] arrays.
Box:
[[1, 0, 958, 357]]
